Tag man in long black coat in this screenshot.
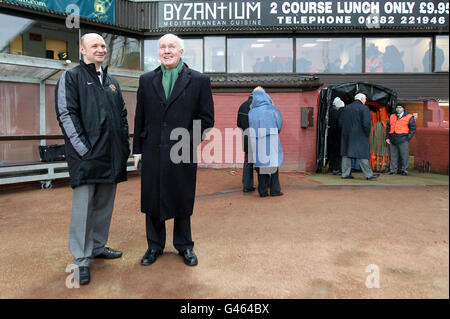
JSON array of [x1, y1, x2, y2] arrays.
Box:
[[339, 93, 379, 180], [237, 94, 255, 192], [133, 34, 214, 266]]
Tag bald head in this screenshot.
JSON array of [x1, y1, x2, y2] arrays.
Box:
[[355, 93, 367, 104], [80, 33, 106, 68], [81, 33, 104, 48]]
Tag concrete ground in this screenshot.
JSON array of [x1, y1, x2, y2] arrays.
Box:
[[0, 168, 448, 299]]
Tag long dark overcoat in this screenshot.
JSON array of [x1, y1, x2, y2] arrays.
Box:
[[339, 100, 372, 159], [133, 64, 214, 220], [237, 95, 252, 154], [328, 106, 342, 146]]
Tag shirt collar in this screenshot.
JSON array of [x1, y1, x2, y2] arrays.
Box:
[[97, 68, 103, 84]]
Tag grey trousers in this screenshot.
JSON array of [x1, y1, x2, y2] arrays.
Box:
[[69, 183, 117, 267], [389, 142, 410, 173], [342, 156, 374, 178]]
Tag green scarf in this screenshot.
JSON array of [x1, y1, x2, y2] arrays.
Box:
[[161, 59, 184, 99]]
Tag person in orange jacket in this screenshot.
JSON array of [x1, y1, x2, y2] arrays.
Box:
[[385, 103, 416, 176]]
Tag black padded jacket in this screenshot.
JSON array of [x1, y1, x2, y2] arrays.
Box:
[[55, 60, 130, 188]]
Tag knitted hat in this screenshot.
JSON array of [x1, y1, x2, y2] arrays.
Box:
[[333, 97, 345, 108]]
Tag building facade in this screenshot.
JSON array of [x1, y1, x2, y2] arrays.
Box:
[[0, 0, 448, 173]]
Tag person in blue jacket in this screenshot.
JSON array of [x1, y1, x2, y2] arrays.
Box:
[[248, 86, 284, 197]]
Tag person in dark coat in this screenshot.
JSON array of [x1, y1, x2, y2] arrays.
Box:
[[55, 33, 130, 285], [339, 93, 379, 180], [237, 94, 255, 192], [385, 103, 416, 175], [327, 97, 345, 175], [133, 34, 214, 267]]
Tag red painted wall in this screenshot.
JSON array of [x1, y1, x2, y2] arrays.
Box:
[[414, 128, 449, 174], [199, 90, 320, 172]]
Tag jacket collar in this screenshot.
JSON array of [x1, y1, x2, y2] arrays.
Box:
[[80, 60, 108, 79], [397, 110, 409, 119], [153, 62, 191, 106]]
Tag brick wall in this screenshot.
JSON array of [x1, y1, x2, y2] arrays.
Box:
[[399, 101, 449, 157], [414, 128, 449, 174], [199, 90, 320, 172]]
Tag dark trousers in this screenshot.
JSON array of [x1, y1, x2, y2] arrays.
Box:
[[145, 215, 194, 252], [327, 142, 341, 173], [256, 167, 281, 196], [242, 152, 254, 190]]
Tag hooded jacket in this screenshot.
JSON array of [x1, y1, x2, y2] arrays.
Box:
[[55, 60, 130, 188], [248, 90, 283, 168]]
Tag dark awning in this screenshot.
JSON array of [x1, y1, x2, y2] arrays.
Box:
[[0, 53, 144, 89], [316, 82, 398, 172]]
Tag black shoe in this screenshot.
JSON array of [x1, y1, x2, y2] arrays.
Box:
[[141, 249, 163, 266], [259, 193, 269, 197], [341, 175, 354, 179], [78, 266, 90, 285], [366, 174, 380, 180], [332, 170, 341, 176], [401, 171, 408, 176], [384, 171, 397, 175], [94, 247, 123, 259], [178, 249, 198, 266], [243, 187, 256, 192], [270, 192, 284, 196]]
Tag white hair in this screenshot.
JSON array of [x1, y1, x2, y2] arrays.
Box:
[[253, 86, 265, 93], [355, 93, 366, 102], [159, 33, 184, 51]]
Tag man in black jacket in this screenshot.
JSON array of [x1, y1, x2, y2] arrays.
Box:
[[55, 33, 130, 285], [237, 94, 255, 192]]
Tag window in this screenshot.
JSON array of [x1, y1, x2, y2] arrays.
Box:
[[366, 38, 431, 73], [227, 38, 293, 73], [435, 36, 449, 72], [296, 38, 361, 73], [204, 36, 225, 73], [144, 38, 203, 72], [182, 39, 203, 72], [143, 39, 159, 71], [0, 13, 78, 61], [0, 83, 41, 162], [83, 31, 141, 70]]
